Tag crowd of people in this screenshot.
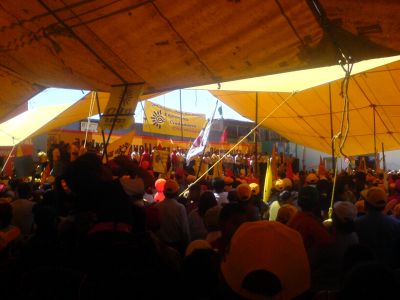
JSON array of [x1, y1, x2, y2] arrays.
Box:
[[0, 141, 400, 299]]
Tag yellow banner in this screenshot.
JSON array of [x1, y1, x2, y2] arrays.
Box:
[[106, 131, 136, 159], [142, 101, 206, 138], [152, 149, 169, 174], [99, 84, 143, 130]]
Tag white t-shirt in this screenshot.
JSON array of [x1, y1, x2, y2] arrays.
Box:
[[214, 192, 229, 205], [269, 200, 281, 221]]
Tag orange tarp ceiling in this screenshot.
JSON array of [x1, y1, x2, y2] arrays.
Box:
[[1, 0, 400, 121], [211, 60, 400, 157]]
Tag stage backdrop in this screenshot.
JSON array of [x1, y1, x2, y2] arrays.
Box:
[[142, 101, 206, 139]]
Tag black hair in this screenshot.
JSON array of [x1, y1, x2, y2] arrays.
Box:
[[365, 200, 385, 212], [242, 270, 282, 297], [0, 202, 13, 229], [198, 191, 217, 217], [219, 202, 246, 222], [17, 182, 32, 199], [279, 190, 291, 202], [227, 190, 239, 203], [333, 214, 355, 234], [298, 186, 319, 212], [212, 177, 225, 192], [189, 183, 201, 193]]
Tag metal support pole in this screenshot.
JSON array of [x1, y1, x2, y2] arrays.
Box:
[[255, 92, 259, 176], [329, 83, 335, 171], [180, 89, 184, 142], [95, 92, 109, 162], [373, 106, 377, 171], [102, 85, 128, 161]]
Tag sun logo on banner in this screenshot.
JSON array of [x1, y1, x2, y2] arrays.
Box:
[[151, 110, 166, 129]]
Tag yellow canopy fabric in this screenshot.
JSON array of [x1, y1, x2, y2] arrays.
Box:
[[0, 104, 72, 146], [33, 92, 110, 137], [1, 1, 399, 120], [211, 60, 400, 157], [193, 56, 400, 93], [0, 91, 157, 146], [33, 91, 157, 137]]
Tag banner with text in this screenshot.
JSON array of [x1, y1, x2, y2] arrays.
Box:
[[99, 84, 143, 130], [152, 149, 170, 174], [106, 131, 136, 159], [143, 101, 206, 138]]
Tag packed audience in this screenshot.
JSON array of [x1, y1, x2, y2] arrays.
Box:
[[0, 142, 399, 299]]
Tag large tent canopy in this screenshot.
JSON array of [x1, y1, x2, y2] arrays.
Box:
[[0, 104, 73, 146], [0, 91, 157, 146], [1, 0, 400, 121], [211, 59, 400, 157]]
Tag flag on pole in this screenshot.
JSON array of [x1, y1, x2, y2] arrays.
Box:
[[186, 119, 212, 165], [218, 106, 223, 118], [263, 158, 273, 203], [271, 143, 278, 180], [286, 160, 294, 180], [220, 128, 227, 143]]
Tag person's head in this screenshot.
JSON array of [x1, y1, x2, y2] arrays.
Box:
[[339, 262, 396, 300], [249, 183, 260, 197], [16, 182, 31, 199], [119, 176, 145, 200], [63, 153, 108, 212], [333, 201, 357, 233], [212, 177, 225, 193], [163, 179, 180, 199], [219, 203, 247, 240], [183, 248, 219, 298], [198, 191, 217, 217], [278, 190, 292, 205], [221, 221, 310, 300], [204, 206, 221, 232], [274, 179, 284, 193], [227, 189, 239, 203], [365, 187, 387, 212], [224, 176, 234, 188], [298, 186, 319, 212], [96, 180, 132, 224], [276, 204, 298, 225], [306, 173, 319, 185], [393, 203, 400, 219], [282, 178, 292, 191], [0, 201, 12, 229], [185, 175, 196, 185], [33, 205, 58, 231], [236, 184, 252, 201], [187, 183, 201, 202]]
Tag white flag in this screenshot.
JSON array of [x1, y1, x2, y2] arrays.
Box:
[[186, 119, 212, 165]]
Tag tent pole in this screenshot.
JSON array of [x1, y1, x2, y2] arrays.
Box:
[[382, 143, 386, 172], [180, 89, 184, 142], [255, 92, 259, 176], [102, 85, 128, 161], [373, 105, 377, 172], [382, 142, 388, 190], [329, 83, 335, 171], [95, 92, 108, 162]]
